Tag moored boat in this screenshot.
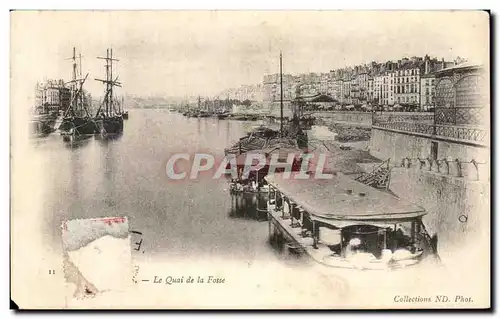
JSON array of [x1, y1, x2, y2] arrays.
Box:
[[95, 115, 123, 135], [59, 116, 98, 135], [94, 48, 124, 136], [30, 111, 59, 137], [57, 48, 96, 136], [217, 112, 229, 119], [265, 172, 437, 270]]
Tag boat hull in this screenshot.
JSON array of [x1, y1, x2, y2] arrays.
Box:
[[30, 120, 54, 136], [96, 116, 124, 135], [30, 112, 59, 137], [59, 117, 98, 135], [267, 208, 426, 271]]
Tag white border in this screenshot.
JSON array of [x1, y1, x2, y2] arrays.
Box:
[[2, 1, 498, 318]]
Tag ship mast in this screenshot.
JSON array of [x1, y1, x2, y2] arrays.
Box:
[[72, 47, 78, 115], [79, 52, 84, 113], [110, 49, 113, 115], [96, 48, 121, 117], [64, 47, 88, 117], [280, 50, 284, 138]]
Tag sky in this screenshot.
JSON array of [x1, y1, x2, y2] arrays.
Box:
[[11, 11, 489, 100]]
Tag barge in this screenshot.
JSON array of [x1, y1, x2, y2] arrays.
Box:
[[265, 172, 437, 270]]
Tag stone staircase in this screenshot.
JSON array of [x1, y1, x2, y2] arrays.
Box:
[[355, 159, 391, 189]]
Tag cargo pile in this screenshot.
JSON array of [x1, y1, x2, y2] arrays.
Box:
[[329, 123, 371, 143]]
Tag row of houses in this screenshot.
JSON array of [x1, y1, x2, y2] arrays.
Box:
[[217, 84, 263, 102], [34, 79, 71, 112], [34, 79, 93, 114], [263, 55, 466, 111]]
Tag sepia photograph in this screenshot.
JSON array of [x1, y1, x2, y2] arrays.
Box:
[[9, 10, 491, 309]]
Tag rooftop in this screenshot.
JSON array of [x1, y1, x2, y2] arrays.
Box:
[[265, 172, 425, 221], [298, 93, 337, 103]]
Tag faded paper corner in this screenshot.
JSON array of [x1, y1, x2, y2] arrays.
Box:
[[61, 217, 133, 300]]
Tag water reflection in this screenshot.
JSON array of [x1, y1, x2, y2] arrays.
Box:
[[62, 134, 93, 150], [95, 132, 124, 143], [68, 149, 83, 213], [32, 109, 280, 260], [101, 140, 117, 208], [228, 192, 269, 222]]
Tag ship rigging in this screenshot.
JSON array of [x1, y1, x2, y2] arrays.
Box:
[[58, 47, 97, 136], [94, 48, 124, 135]]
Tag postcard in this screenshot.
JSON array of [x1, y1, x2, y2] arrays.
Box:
[[10, 10, 490, 309]]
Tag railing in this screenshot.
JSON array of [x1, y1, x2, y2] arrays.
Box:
[[434, 124, 488, 143], [372, 112, 434, 125], [373, 121, 435, 135], [373, 121, 489, 145]]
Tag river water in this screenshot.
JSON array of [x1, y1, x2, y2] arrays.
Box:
[[27, 109, 282, 262]]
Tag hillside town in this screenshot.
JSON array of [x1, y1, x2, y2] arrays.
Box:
[[213, 55, 467, 112], [32, 55, 467, 116]]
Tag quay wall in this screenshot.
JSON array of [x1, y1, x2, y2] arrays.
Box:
[[388, 166, 489, 265], [369, 126, 490, 166], [370, 127, 432, 163]]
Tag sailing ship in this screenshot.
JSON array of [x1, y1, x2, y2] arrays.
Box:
[[58, 47, 97, 136], [216, 96, 231, 119], [94, 48, 124, 136]]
